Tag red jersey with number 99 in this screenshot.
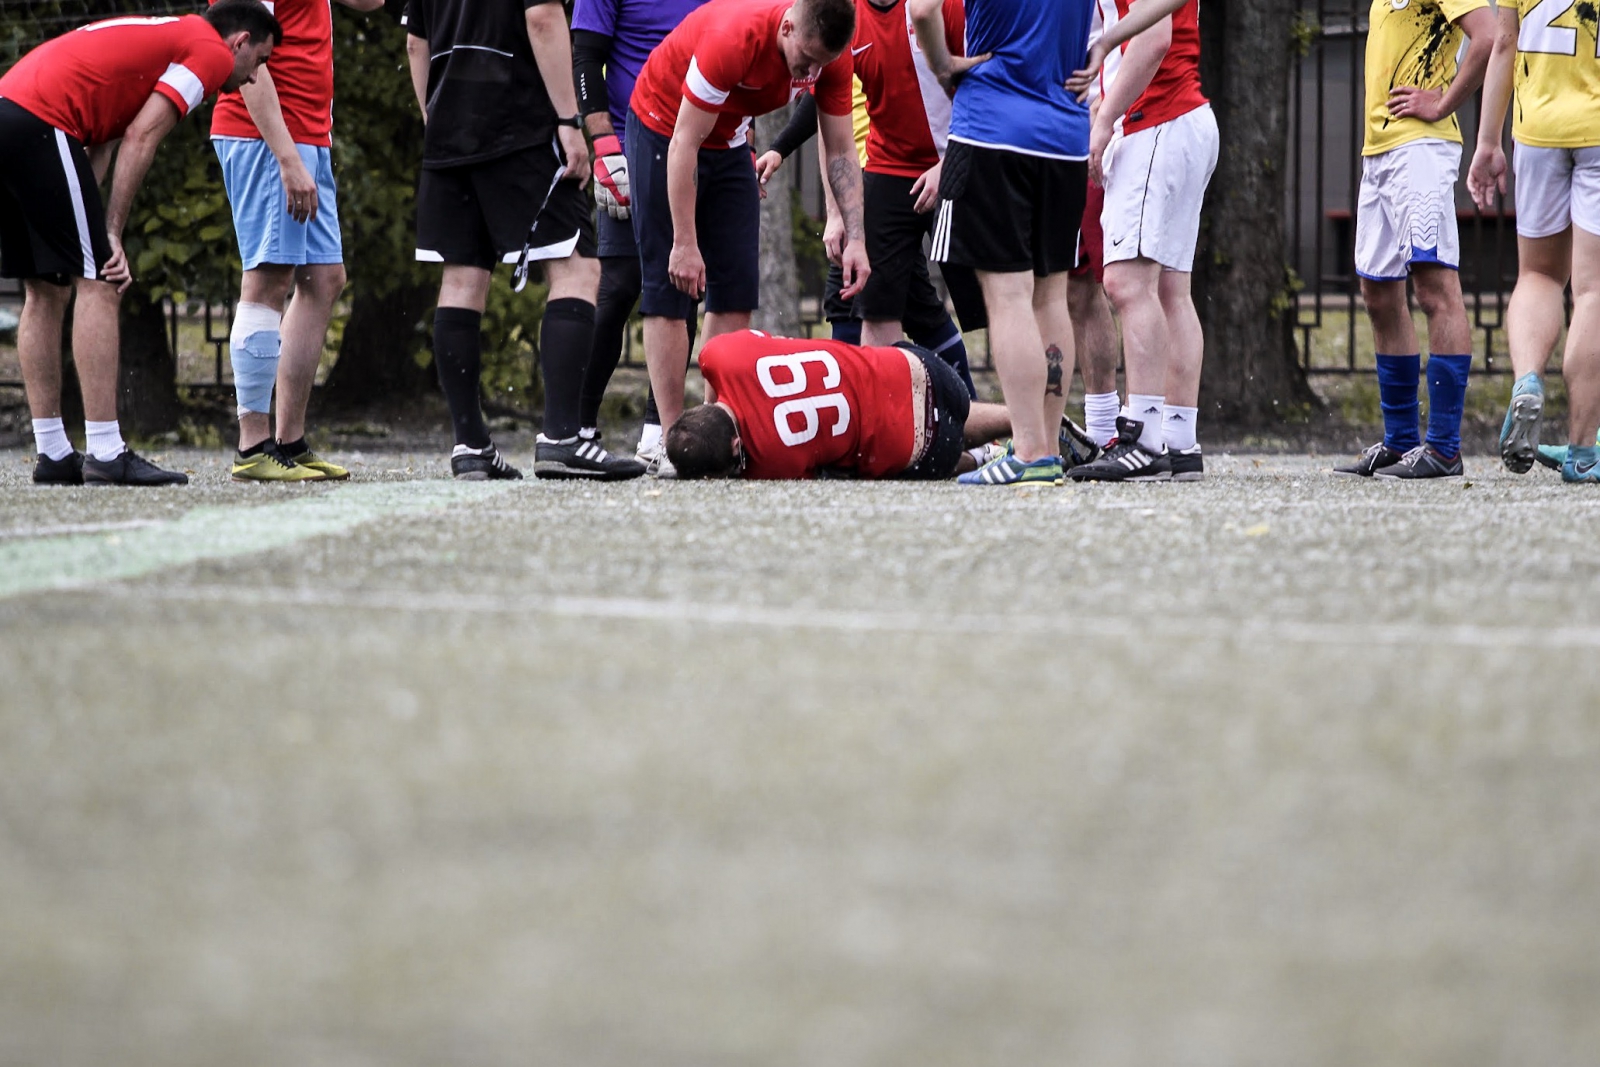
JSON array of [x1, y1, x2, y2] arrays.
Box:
[[699, 331, 916, 479]]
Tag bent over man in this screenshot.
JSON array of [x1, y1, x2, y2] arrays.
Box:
[[1, 1, 279, 485], [666, 330, 1010, 479]]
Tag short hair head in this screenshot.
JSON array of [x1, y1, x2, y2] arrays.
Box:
[[205, 0, 284, 46], [795, 0, 856, 56], [665, 405, 742, 479]]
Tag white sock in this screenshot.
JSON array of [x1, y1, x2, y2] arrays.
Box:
[[1123, 394, 1165, 452], [1163, 405, 1199, 452], [1084, 391, 1121, 446], [451, 443, 490, 458], [32, 417, 73, 461], [579, 426, 599, 440], [638, 423, 662, 452], [85, 420, 126, 462]]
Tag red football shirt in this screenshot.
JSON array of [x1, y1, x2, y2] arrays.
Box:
[[700, 331, 917, 480], [210, 0, 334, 146], [0, 15, 235, 146], [853, 0, 963, 178], [1114, 0, 1207, 135], [630, 0, 853, 149]]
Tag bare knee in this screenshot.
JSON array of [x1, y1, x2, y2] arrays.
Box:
[[546, 255, 601, 302], [1102, 266, 1157, 314], [296, 262, 347, 307], [1360, 277, 1408, 325], [241, 266, 296, 309], [23, 279, 73, 315], [1410, 268, 1463, 321]]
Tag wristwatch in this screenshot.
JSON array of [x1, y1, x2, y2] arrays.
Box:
[[556, 115, 582, 129]]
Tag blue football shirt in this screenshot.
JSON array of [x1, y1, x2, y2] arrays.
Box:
[[572, 0, 707, 149], [950, 0, 1095, 160]]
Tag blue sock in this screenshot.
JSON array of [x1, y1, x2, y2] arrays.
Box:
[[1375, 353, 1421, 451], [1513, 371, 1542, 397], [1425, 354, 1471, 458], [831, 318, 862, 344], [907, 315, 978, 399]]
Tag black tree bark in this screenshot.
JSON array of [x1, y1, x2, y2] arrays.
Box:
[[1193, 0, 1319, 425], [320, 282, 435, 407], [117, 295, 181, 435]]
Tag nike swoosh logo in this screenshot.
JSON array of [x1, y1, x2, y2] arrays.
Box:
[[852, 43, 873, 56]]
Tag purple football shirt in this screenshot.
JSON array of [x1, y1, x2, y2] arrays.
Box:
[[572, 0, 708, 148]]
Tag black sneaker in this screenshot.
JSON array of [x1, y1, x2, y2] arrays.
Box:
[[1333, 441, 1406, 477], [1373, 444, 1464, 480], [1059, 414, 1101, 469], [451, 444, 523, 481], [1066, 416, 1169, 482], [1168, 444, 1204, 481], [33, 451, 84, 485], [83, 449, 189, 486], [534, 434, 647, 480]]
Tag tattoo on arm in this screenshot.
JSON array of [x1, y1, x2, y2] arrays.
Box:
[[826, 155, 864, 242], [1045, 344, 1064, 397]]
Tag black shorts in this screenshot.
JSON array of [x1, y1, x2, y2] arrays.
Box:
[[931, 140, 1087, 277], [0, 99, 112, 284], [860, 171, 987, 333], [625, 108, 759, 318], [525, 177, 597, 262], [415, 138, 563, 269], [897, 342, 971, 481]]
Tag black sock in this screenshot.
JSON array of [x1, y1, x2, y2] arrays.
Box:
[[277, 436, 307, 456], [539, 297, 595, 441], [643, 388, 660, 427], [240, 439, 270, 457], [579, 256, 641, 428], [433, 306, 489, 449]]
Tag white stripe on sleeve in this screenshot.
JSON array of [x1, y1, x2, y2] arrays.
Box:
[[685, 58, 730, 106], [158, 63, 206, 115], [53, 130, 97, 280]]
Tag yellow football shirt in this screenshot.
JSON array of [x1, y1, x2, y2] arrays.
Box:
[[1512, 0, 1600, 147], [1364, 0, 1490, 155]]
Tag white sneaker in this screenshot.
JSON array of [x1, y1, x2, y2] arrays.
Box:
[[638, 442, 677, 479]]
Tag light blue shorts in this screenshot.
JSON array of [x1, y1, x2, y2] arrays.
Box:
[[213, 137, 343, 270]]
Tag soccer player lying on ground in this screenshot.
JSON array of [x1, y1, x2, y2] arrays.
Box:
[[1, 0, 280, 486], [665, 331, 1011, 480]]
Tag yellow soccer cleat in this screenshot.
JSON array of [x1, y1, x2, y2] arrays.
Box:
[[232, 446, 328, 483], [286, 447, 349, 481]]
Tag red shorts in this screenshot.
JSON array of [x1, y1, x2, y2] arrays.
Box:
[[1069, 179, 1105, 282]]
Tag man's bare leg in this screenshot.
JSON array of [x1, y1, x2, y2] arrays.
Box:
[[963, 402, 1011, 445], [1102, 257, 1168, 452], [643, 315, 691, 432], [860, 318, 904, 346], [1033, 271, 1074, 438], [1159, 269, 1204, 456], [1563, 226, 1600, 449], [976, 269, 1054, 461], [275, 262, 347, 447], [1068, 274, 1120, 445], [19, 280, 72, 422], [236, 265, 295, 452], [1501, 231, 1570, 471]]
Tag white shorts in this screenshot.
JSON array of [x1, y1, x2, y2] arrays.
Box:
[[1354, 138, 1461, 281], [1100, 104, 1218, 272], [1512, 142, 1600, 239]]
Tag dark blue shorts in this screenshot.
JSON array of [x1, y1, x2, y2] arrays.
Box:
[[625, 109, 759, 319], [897, 342, 971, 481], [596, 209, 636, 259]]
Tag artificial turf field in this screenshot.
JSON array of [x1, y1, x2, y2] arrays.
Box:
[[2, 445, 1599, 1066]]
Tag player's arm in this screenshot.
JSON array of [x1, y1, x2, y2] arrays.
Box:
[[1067, 0, 1188, 97], [908, 0, 989, 96], [406, 30, 430, 120], [101, 94, 182, 292], [755, 90, 818, 185], [1389, 5, 1496, 122], [1087, 14, 1172, 184], [1468, 3, 1520, 210], [573, 28, 629, 216], [527, 0, 591, 185], [666, 99, 721, 298], [818, 146, 846, 264], [819, 110, 869, 299], [238, 67, 319, 223]]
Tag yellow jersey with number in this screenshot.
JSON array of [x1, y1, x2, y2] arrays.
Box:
[[1512, 0, 1600, 147], [1364, 0, 1489, 155]]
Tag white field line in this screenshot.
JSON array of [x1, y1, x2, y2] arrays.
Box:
[[112, 582, 1600, 651], [0, 519, 163, 539]]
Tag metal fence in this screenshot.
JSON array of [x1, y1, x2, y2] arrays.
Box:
[[1288, 0, 1517, 375]]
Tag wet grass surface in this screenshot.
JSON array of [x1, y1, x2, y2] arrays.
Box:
[[2, 449, 1599, 1066]]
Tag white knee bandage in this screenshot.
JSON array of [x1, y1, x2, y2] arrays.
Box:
[[230, 301, 283, 417]]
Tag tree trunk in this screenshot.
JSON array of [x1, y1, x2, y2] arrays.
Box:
[[751, 107, 801, 336], [1193, 0, 1319, 425], [117, 295, 180, 435], [321, 281, 435, 407]]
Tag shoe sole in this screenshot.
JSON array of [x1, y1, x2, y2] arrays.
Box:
[[1374, 469, 1464, 480], [1501, 393, 1543, 474], [231, 475, 326, 483], [83, 478, 189, 486], [1170, 471, 1204, 482], [533, 462, 645, 481]]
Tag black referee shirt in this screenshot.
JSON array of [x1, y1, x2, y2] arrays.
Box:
[[404, 0, 563, 167]]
